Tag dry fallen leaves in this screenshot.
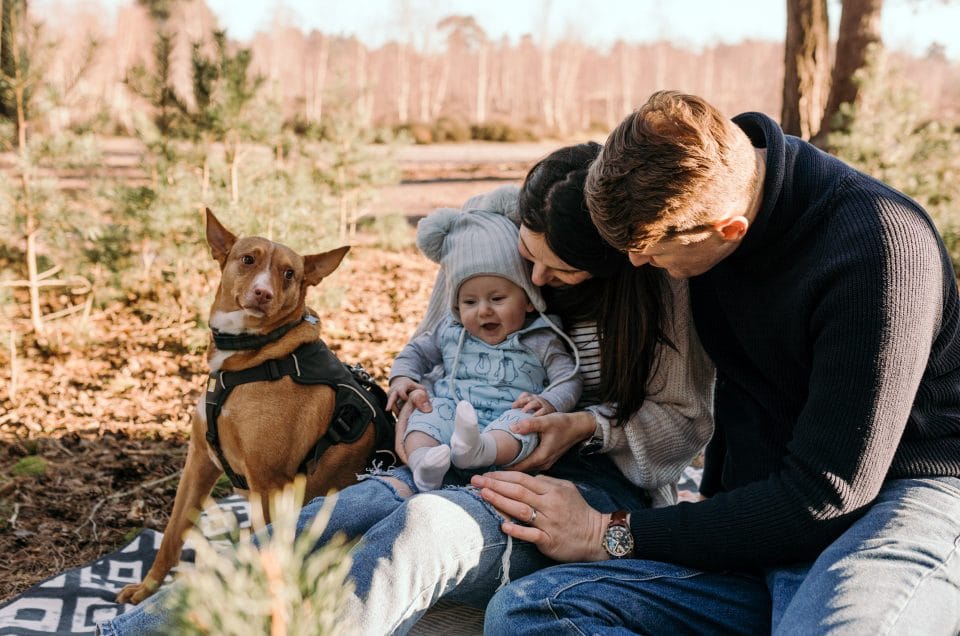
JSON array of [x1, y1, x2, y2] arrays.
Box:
[[0, 245, 438, 602]]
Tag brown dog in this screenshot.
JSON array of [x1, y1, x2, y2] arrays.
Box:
[[117, 209, 392, 604]]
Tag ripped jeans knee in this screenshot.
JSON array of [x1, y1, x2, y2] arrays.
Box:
[[377, 475, 414, 498], [360, 464, 419, 499]]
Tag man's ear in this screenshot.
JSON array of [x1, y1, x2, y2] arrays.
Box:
[[713, 216, 749, 242]]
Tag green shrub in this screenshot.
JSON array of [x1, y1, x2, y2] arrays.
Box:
[[828, 48, 960, 275], [163, 477, 355, 635], [361, 213, 415, 251], [432, 117, 471, 143], [396, 122, 434, 145], [11, 455, 48, 477], [470, 120, 537, 142]]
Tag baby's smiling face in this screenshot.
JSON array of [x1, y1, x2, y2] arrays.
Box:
[[457, 275, 533, 345]]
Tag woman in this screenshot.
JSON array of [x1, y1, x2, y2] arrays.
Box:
[[98, 144, 713, 635]]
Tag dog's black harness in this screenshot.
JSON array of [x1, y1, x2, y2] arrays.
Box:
[[204, 321, 394, 490]]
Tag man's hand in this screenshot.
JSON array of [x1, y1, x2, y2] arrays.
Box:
[[470, 471, 608, 563], [508, 411, 596, 472], [387, 377, 433, 463]]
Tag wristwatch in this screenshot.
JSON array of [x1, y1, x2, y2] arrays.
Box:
[[602, 510, 634, 558]]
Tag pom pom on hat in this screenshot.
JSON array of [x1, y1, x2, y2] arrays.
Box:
[[416, 208, 461, 264], [415, 208, 545, 320]]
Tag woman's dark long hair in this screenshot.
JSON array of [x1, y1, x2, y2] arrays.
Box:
[[518, 142, 670, 426]]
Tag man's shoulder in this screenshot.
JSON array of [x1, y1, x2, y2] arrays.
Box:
[[824, 171, 941, 253]]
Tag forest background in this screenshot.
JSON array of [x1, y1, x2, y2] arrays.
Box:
[[1, 0, 959, 620]]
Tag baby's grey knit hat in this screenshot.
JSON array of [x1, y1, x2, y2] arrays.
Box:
[[416, 208, 545, 320]]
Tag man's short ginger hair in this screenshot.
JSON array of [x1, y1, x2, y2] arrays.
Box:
[[586, 91, 748, 252]]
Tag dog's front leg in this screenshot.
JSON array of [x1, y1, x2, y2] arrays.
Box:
[[116, 421, 222, 604]]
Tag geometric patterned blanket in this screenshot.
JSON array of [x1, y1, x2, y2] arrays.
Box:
[[0, 467, 702, 635], [0, 496, 250, 636]]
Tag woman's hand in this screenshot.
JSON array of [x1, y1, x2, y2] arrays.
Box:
[[387, 377, 433, 463], [470, 471, 608, 563], [508, 411, 596, 472], [512, 392, 557, 416]]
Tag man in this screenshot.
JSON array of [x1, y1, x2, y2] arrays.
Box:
[[474, 91, 960, 634]]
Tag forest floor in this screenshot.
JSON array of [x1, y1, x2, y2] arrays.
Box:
[[0, 241, 440, 603], [0, 140, 571, 603]]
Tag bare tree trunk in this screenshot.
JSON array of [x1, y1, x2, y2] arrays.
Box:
[[227, 137, 242, 204], [349, 192, 359, 239], [812, 0, 882, 147], [230, 155, 239, 204], [202, 155, 210, 200], [397, 42, 410, 122], [604, 84, 613, 128], [310, 35, 329, 122], [654, 42, 666, 90], [781, 0, 831, 139], [7, 328, 18, 403], [503, 49, 519, 125], [26, 229, 43, 334], [9, 1, 27, 151], [619, 44, 632, 117], [355, 42, 373, 127], [553, 42, 582, 136], [476, 42, 487, 122], [337, 166, 347, 241], [430, 54, 449, 120], [16, 83, 25, 149], [418, 57, 431, 121], [702, 46, 715, 101], [539, 44, 555, 130]]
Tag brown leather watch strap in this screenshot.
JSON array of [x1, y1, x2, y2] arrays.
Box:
[[610, 509, 629, 527]]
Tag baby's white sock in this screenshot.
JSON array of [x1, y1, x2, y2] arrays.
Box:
[[451, 401, 498, 469], [409, 444, 451, 492]]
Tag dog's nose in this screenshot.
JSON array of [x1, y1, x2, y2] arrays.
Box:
[[254, 286, 274, 303]]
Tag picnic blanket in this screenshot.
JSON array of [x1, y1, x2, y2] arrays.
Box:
[[0, 495, 251, 636], [0, 467, 702, 635]]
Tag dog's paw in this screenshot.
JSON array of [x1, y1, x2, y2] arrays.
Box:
[[116, 579, 158, 605]]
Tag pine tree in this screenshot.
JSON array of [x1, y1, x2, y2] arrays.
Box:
[[0, 1, 100, 336], [189, 30, 266, 204], [125, 30, 191, 186]]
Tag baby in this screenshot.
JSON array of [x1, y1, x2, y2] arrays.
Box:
[[389, 208, 581, 491]]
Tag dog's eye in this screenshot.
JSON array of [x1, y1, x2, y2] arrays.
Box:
[[241, 255, 255, 265], [284, 269, 295, 280]]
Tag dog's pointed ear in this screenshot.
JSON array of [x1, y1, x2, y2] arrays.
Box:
[[304, 246, 350, 286], [205, 208, 237, 267]]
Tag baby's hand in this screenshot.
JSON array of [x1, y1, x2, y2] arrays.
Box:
[[387, 377, 427, 414], [512, 392, 557, 417]]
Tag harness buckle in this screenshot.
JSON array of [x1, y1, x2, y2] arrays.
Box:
[[265, 359, 281, 380], [347, 363, 372, 383], [327, 416, 347, 443]]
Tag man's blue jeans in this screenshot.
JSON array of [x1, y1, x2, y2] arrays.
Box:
[[485, 476, 960, 635]]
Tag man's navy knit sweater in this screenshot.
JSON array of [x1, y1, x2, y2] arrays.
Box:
[[627, 112, 960, 570]]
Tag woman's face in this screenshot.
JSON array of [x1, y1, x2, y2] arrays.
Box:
[[518, 226, 593, 288]]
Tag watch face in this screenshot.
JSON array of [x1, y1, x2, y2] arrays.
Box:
[[604, 525, 634, 558]]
